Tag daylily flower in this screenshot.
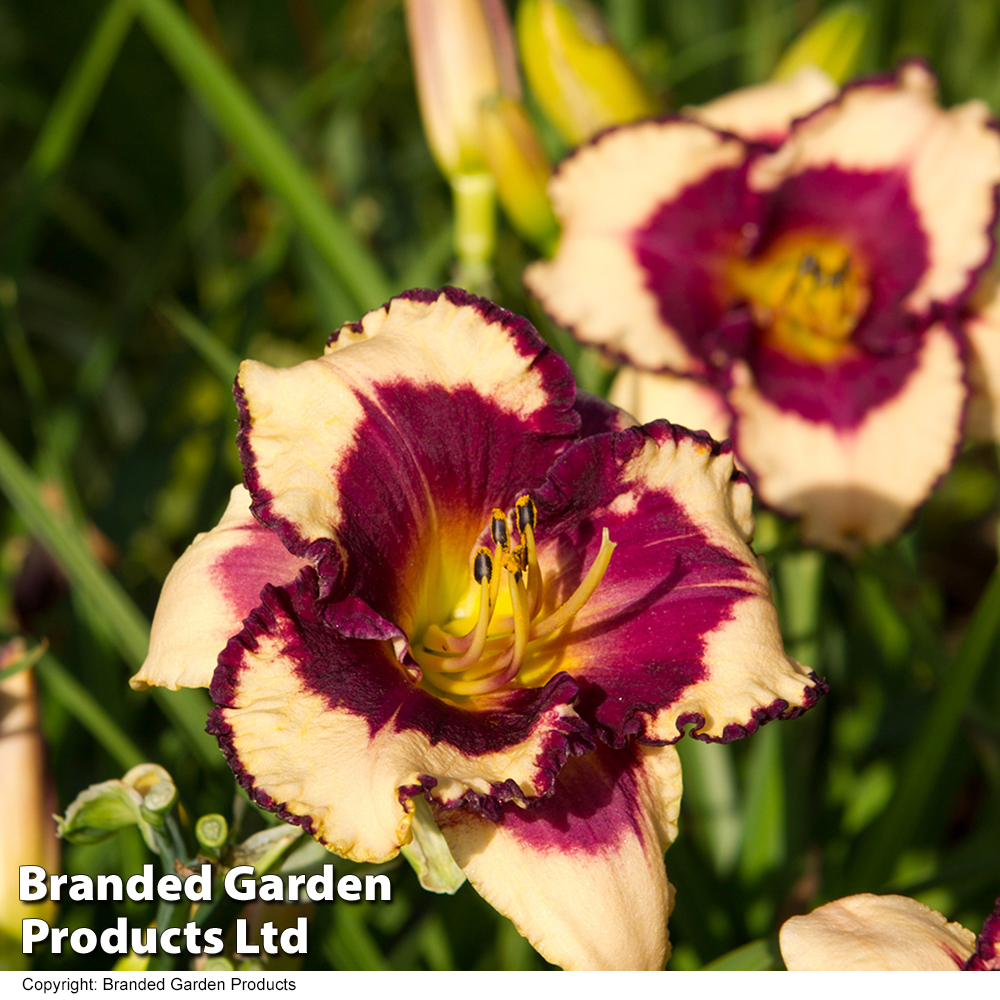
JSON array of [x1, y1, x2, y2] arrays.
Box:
[[527, 62, 1000, 551], [132, 288, 822, 970], [779, 893, 1000, 971]]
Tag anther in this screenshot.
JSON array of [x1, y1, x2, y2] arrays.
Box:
[[474, 548, 493, 584], [491, 509, 509, 548], [516, 495, 537, 534]]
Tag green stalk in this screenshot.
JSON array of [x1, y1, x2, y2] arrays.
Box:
[[29, 0, 137, 181], [36, 654, 145, 771], [157, 299, 240, 384], [850, 556, 1000, 891], [133, 0, 392, 312], [3, 0, 136, 272]]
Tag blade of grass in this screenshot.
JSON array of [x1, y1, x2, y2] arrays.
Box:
[[0, 429, 221, 770], [134, 0, 392, 312], [850, 555, 1000, 891], [28, 0, 137, 181], [738, 723, 786, 884], [156, 299, 240, 384], [36, 653, 145, 770], [3, 0, 136, 273]]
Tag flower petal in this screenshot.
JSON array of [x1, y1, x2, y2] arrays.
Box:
[[435, 742, 681, 970], [208, 571, 593, 863], [130, 485, 309, 691], [966, 897, 1000, 970], [750, 62, 1000, 315], [236, 288, 579, 623], [779, 894, 977, 971], [525, 120, 751, 373], [729, 324, 966, 551], [530, 421, 820, 744], [688, 67, 837, 146], [609, 366, 732, 440], [964, 278, 1000, 441]]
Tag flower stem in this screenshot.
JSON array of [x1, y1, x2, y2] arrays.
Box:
[[451, 172, 497, 295]]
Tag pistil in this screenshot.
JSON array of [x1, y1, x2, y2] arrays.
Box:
[[414, 495, 615, 698]]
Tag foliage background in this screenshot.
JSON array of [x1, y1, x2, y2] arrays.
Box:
[[1, 0, 999, 971]]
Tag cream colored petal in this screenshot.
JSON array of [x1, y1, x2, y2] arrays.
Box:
[[130, 485, 308, 691], [751, 63, 1000, 314], [526, 120, 746, 373], [239, 290, 575, 564], [609, 366, 732, 440], [436, 744, 681, 970], [688, 67, 837, 144], [212, 609, 585, 864], [729, 324, 966, 552], [780, 894, 976, 971], [964, 278, 1000, 441]]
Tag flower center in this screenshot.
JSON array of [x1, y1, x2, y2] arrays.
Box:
[[411, 495, 615, 698], [729, 233, 869, 363]]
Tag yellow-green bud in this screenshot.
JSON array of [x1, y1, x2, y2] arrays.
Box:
[[516, 0, 658, 146], [772, 3, 869, 84], [479, 97, 559, 253]]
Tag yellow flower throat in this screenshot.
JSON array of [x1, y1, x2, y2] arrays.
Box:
[[413, 496, 615, 697], [729, 234, 869, 363]]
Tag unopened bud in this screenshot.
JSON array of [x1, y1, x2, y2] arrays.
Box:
[[772, 3, 869, 84], [479, 98, 559, 253], [517, 0, 657, 146], [406, 0, 520, 179]]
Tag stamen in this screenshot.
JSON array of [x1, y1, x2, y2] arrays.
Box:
[[414, 501, 615, 699], [442, 570, 529, 695], [516, 495, 542, 617], [491, 509, 509, 548], [423, 549, 495, 672], [530, 528, 616, 640]]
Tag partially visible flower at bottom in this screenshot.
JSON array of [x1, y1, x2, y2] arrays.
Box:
[[132, 288, 823, 969], [779, 893, 1000, 971]]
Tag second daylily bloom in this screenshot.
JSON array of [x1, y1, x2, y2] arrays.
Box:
[[527, 63, 1000, 551], [779, 893, 1000, 970], [132, 288, 822, 969]]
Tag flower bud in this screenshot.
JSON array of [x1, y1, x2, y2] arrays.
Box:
[[124, 763, 177, 827], [516, 0, 657, 146], [0, 645, 59, 968], [772, 3, 869, 84], [405, 0, 521, 179], [56, 780, 144, 845], [478, 97, 559, 252]]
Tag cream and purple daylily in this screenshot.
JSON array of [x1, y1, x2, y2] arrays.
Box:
[[527, 62, 1000, 551], [779, 893, 1000, 971], [132, 288, 822, 970]]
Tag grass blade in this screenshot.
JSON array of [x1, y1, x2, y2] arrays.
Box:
[[134, 0, 393, 312]]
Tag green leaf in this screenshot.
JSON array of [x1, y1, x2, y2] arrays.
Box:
[[134, 0, 392, 313]]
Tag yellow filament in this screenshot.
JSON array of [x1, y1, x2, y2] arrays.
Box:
[[530, 529, 616, 640], [414, 498, 616, 699], [521, 521, 542, 617], [423, 579, 494, 672], [441, 574, 529, 696]]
